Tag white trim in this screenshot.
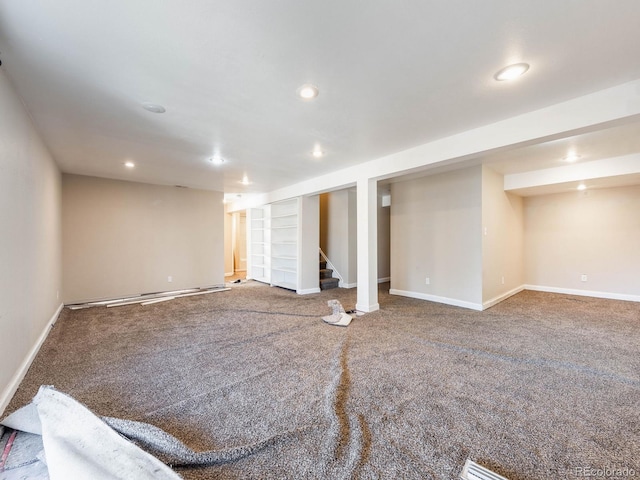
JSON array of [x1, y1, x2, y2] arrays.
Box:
[[355, 302, 380, 313], [0, 303, 63, 416], [297, 287, 321, 295], [482, 285, 525, 310], [377, 277, 390, 283], [524, 284, 640, 303], [339, 282, 357, 289], [141, 296, 175, 306], [389, 289, 483, 311]]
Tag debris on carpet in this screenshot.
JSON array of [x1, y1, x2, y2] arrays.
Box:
[[322, 299, 352, 326]]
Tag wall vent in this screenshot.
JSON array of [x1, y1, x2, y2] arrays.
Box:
[[460, 459, 509, 480]]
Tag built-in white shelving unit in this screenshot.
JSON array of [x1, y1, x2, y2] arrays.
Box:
[[246, 196, 320, 294], [247, 205, 271, 284], [270, 198, 299, 291]]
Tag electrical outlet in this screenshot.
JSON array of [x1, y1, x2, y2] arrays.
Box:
[[425, 277, 430, 285], [168, 276, 173, 283], [581, 274, 587, 282]]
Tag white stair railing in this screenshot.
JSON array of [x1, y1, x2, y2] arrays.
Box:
[[319, 248, 344, 287]]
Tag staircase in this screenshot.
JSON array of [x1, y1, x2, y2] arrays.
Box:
[[319, 258, 339, 290]]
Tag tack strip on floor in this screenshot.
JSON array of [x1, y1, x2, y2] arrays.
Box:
[[68, 287, 231, 309]]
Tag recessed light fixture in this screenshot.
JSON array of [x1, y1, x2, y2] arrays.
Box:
[[124, 161, 135, 168], [297, 84, 319, 100], [494, 63, 530, 81], [312, 147, 324, 158], [240, 175, 251, 185], [209, 156, 226, 165], [142, 103, 166, 113], [577, 184, 587, 191], [563, 152, 581, 162]]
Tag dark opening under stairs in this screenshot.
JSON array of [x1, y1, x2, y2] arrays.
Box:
[[319, 259, 339, 290]]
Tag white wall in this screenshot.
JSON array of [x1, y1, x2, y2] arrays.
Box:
[[347, 189, 358, 286], [524, 185, 640, 299], [0, 71, 62, 413], [482, 166, 524, 306], [390, 166, 483, 309], [62, 174, 224, 303]]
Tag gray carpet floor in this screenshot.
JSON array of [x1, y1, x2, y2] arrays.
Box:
[[5, 282, 639, 479]]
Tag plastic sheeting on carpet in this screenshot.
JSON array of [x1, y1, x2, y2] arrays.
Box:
[[1, 386, 181, 480]]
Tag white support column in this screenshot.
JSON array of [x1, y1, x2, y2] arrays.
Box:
[[356, 177, 379, 312]]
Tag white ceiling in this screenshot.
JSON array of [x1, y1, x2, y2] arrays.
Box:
[[1, 0, 640, 197]]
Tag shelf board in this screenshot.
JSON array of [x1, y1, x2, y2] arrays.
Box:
[[272, 241, 297, 245], [272, 267, 297, 274], [272, 255, 296, 260], [270, 212, 297, 219]]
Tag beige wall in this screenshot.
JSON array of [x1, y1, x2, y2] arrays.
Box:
[[299, 195, 320, 293], [482, 166, 524, 305], [390, 166, 483, 308], [524, 185, 640, 297], [223, 205, 234, 276], [0, 71, 62, 412], [62, 175, 224, 303], [319, 189, 358, 286], [377, 188, 391, 281]]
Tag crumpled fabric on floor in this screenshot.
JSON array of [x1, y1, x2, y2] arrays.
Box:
[[1, 386, 180, 480]]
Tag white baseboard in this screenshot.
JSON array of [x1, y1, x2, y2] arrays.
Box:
[[335, 278, 387, 289], [355, 302, 380, 313], [389, 289, 483, 311], [524, 284, 640, 303], [298, 287, 321, 295], [482, 285, 525, 310], [0, 302, 63, 416]]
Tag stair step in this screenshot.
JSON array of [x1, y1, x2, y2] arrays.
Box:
[[320, 277, 340, 290], [320, 268, 334, 279], [319, 260, 327, 270]]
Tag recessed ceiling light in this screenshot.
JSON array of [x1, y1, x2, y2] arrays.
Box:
[[563, 152, 581, 162], [297, 84, 319, 100], [124, 161, 135, 168], [494, 63, 530, 81], [312, 147, 324, 158], [240, 175, 251, 185], [209, 156, 226, 165], [142, 103, 166, 113], [577, 184, 587, 191]]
